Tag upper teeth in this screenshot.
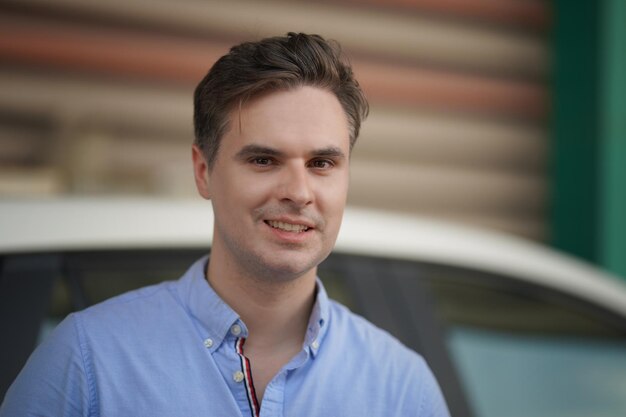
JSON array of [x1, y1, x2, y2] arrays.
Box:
[[268, 221, 309, 232]]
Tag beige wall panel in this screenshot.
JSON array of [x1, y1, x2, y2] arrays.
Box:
[[348, 208, 546, 241], [357, 108, 547, 170], [354, 63, 546, 120], [67, 133, 191, 176], [0, 168, 63, 195], [348, 160, 546, 213], [322, 0, 550, 31], [0, 72, 193, 138], [413, 212, 547, 241], [0, 128, 48, 164], [0, 73, 546, 171]]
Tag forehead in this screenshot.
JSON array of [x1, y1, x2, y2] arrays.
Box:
[[224, 86, 350, 152]]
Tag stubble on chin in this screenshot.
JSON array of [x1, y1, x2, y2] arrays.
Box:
[[233, 231, 330, 286]]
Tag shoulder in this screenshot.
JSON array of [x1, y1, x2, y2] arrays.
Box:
[[0, 313, 91, 415], [73, 280, 181, 330], [323, 299, 432, 382], [83, 279, 178, 315], [318, 300, 450, 416], [73, 257, 208, 331], [60, 279, 202, 362], [326, 300, 417, 361]]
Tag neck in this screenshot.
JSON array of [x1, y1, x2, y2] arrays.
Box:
[[206, 249, 317, 348]]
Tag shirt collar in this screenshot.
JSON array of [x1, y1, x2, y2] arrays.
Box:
[[177, 256, 330, 357], [305, 278, 330, 358], [177, 256, 240, 352]]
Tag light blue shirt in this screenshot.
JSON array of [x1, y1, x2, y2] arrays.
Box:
[[1, 257, 450, 416]]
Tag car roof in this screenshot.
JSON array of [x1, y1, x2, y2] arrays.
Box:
[[2, 197, 626, 316]]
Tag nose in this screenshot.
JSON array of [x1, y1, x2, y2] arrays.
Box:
[[278, 164, 314, 208]]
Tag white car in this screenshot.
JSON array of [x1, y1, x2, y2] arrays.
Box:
[[2, 198, 626, 417]]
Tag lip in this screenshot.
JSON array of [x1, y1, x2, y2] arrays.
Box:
[[264, 217, 316, 230], [263, 217, 315, 244]]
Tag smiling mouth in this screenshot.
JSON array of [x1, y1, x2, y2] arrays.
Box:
[[265, 220, 311, 233]]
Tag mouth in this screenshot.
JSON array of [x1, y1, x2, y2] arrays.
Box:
[[264, 220, 311, 233]]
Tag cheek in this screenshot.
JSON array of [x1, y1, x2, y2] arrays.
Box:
[[321, 173, 349, 204], [238, 175, 276, 203], [213, 168, 270, 204], [219, 179, 277, 224], [316, 176, 349, 228]]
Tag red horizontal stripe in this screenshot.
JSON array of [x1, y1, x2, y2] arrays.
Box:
[[0, 16, 547, 120]]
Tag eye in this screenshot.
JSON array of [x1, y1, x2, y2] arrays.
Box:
[[309, 159, 334, 169], [251, 157, 273, 166]]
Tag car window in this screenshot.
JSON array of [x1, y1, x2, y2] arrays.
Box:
[[420, 264, 626, 417], [40, 250, 207, 341]]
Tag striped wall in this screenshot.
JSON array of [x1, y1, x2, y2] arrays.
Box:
[[0, 0, 551, 240]]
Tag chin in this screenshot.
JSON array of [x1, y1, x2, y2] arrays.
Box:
[[252, 253, 326, 283], [262, 261, 318, 282]]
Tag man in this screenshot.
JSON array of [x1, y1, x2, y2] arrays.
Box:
[[1, 33, 450, 416]]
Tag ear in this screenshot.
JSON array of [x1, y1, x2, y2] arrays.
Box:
[[192, 144, 211, 199]]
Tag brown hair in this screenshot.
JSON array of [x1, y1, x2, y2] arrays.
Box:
[[193, 32, 369, 168]]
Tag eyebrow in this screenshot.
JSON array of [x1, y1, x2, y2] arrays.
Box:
[[234, 144, 346, 160], [311, 146, 346, 159], [234, 145, 284, 161]]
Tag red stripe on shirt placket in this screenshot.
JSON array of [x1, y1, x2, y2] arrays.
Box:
[[236, 337, 261, 417]]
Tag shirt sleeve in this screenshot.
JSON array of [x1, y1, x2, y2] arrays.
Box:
[[0, 314, 93, 417], [416, 357, 451, 417]]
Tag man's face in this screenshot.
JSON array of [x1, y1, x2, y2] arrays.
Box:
[[193, 86, 351, 281]]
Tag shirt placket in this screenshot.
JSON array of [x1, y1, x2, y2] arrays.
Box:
[[212, 322, 258, 417]]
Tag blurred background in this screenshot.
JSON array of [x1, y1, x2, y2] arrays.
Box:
[[0, 0, 624, 279]]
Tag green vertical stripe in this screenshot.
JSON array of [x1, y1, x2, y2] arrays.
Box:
[[551, 1, 600, 262], [599, 0, 626, 279]]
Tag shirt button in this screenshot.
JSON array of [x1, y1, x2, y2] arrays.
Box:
[[233, 371, 245, 383], [204, 338, 214, 348], [311, 340, 320, 350], [231, 324, 242, 336]]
